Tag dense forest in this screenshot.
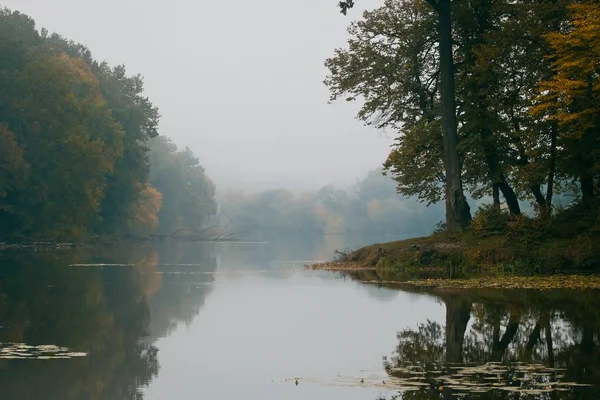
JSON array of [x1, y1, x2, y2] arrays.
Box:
[[0, 9, 216, 239], [328, 0, 600, 227]]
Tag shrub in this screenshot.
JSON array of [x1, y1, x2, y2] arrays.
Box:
[[471, 204, 511, 235]]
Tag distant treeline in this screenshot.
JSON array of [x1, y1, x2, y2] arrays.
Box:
[[216, 168, 446, 237], [217, 166, 578, 238], [0, 9, 216, 239]]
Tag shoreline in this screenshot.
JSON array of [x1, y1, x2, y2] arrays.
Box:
[[306, 223, 600, 290], [307, 261, 600, 290]]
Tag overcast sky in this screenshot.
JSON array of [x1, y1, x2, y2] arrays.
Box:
[[5, 0, 392, 192]]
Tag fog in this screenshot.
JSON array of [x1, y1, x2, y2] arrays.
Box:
[[5, 0, 392, 192]]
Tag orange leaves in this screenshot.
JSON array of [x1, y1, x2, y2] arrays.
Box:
[[127, 186, 163, 236], [0, 124, 28, 198]]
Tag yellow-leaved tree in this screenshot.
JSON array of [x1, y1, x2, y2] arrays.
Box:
[[532, 2, 600, 202], [126, 186, 163, 237]]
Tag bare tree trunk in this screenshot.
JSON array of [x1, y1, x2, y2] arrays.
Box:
[[438, 0, 471, 231], [546, 123, 558, 213]]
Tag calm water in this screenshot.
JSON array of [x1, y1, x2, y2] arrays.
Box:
[[0, 236, 598, 399]]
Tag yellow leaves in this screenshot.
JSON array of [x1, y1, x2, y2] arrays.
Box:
[[126, 186, 163, 237], [532, 1, 600, 133], [5, 49, 128, 237]]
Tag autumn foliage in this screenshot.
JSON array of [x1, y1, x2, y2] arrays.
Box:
[[326, 0, 600, 215], [0, 9, 216, 239]]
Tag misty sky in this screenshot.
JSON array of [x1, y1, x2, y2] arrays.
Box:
[[4, 0, 393, 192]]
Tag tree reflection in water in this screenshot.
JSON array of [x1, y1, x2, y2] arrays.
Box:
[[0, 244, 217, 400], [380, 289, 600, 399]]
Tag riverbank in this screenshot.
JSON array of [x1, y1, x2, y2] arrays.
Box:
[[308, 203, 600, 287]]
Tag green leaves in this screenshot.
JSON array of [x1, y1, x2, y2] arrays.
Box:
[[327, 0, 599, 210], [0, 8, 183, 239], [2, 50, 124, 237], [338, 0, 355, 15], [149, 137, 217, 234]]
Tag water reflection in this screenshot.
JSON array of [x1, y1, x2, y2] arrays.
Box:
[[0, 238, 598, 400], [147, 243, 217, 341], [0, 249, 160, 399], [376, 287, 600, 399]]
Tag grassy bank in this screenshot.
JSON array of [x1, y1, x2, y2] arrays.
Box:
[[309, 202, 600, 285]]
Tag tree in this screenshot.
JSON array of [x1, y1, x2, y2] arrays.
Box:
[[332, 0, 588, 217], [125, 185, 163, 237], [5, 51, 123, 237], [33, 32, 162, 234], [149, 137, 217, 233], [532, 1, 600, 204], [336, 0, 471, 230], [0, 8, 211, 239], [435, 0, 472, 229], [93, 63, 160, 234]]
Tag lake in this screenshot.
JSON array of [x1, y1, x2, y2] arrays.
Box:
[[0, 236, 598, 399]]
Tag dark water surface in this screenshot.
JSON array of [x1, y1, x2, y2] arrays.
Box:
[[0, 236, 598, 399]]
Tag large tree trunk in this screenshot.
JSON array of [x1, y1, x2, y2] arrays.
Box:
[[438, 0, 471, 231], [444, 296, 472, 363]]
